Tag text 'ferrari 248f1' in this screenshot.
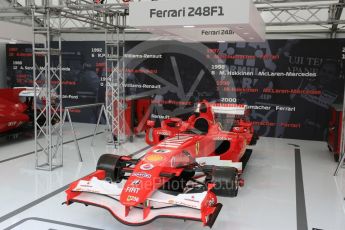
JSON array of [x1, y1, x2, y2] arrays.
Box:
[[65, 101, 258, 227]]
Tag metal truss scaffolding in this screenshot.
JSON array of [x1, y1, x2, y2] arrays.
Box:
[[255, 0, 345, 36], [32, 8, 63, 171], [257, 2, 345, 26], [0, 0, 129, 170], [105, 14, 127, 146]]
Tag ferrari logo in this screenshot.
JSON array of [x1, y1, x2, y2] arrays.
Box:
[[196, 142, 200, 156]]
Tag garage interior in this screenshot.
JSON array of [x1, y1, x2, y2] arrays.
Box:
[[0, 1, 345, 230]]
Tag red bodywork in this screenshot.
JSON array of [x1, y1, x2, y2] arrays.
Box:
[[113, 98, 151, 141], [327, 104, 342, 161], [66, 150, 222, 226], [65, 101, 255, 227], [0, 88, 30, 134], [231, 119, 257, 145], [146, 101, 256, 162]]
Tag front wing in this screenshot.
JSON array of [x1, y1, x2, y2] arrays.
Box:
[[65, 171, 222, 228]]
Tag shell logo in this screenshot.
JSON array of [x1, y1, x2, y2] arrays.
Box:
[[140, 163, 154, 171], [146, 154, 164, 162]]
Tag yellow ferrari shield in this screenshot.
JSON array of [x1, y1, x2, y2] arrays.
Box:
[[196, 141, 200, 156]]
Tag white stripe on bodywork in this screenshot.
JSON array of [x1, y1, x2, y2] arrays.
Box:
[[157, 144, 180, 148], [158, 136, 193, 148], [159, 142, 181, 146]]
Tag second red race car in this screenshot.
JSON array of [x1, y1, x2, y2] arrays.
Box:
[[0, 88, 34, 138], [65, 101, 257, 227], [0, 87, 59, 139]]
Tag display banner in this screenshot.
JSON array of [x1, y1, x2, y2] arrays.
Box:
[[129, 0, 265, 42], [6, 39, 345, 141]]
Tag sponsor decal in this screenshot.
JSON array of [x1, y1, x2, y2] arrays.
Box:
[[157, 131, 170, 136], [125, 187, 140, 193], [153, 149, 170, 154], [79, 184, 92, 188], [127, 195, 139, 202], [166, 199, 198, 209], [7, 122, 16, 127], [214, 136, 231, 141], [131, 180, 141, 185], [195, 141, 200, 156], [146, 154, 164, 162], [208, 198, 215, 206], [133, 172, 152, 179], [140, 163, 154, 171]]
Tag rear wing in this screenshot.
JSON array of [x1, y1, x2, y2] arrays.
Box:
[[211, 104, 246, 115], [196, 102, 246, 116]]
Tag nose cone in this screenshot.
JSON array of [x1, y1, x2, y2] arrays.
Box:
[[120, 162, 165, 206]]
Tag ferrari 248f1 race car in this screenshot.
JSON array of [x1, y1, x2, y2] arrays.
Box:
[[65, 101, 257, 227]]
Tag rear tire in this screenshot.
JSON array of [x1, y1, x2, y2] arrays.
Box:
[[207, 166, 239, 197], [96, 154, 124, 183]]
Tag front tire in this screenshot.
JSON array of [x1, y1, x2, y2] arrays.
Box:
[[96, 154, 124, 183]]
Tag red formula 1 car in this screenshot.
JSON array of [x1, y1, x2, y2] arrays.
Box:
[[146, 101, 258, 150], [65, 101, 255, 227], [0, 88, 33, 137]]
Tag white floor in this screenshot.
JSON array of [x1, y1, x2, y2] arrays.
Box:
[[0, 123, 344, 230]]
